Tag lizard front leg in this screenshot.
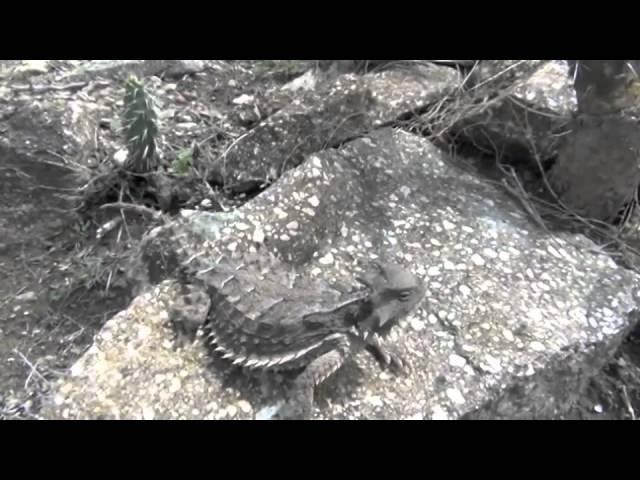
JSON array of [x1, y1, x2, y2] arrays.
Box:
[[169, 284, 211, 349], [365, 333, 411, 376], [266, 335, 351, 420]]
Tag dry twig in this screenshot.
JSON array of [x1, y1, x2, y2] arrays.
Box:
[[621, 385, 637, 420], [13, 349, 49, 389]]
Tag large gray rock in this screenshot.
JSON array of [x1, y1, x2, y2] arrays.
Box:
[[40, 127, 640, 420], [444, 60, 576, 162], [0, 80, 109, 246], [210, 64, 461, 193]]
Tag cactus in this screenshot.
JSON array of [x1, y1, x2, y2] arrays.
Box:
[[122, 76, 159, 173]]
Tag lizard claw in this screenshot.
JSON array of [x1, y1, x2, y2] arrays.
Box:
[[172, 329, 197, 350], [386, 353, 412, 376], [378, 344, 411, 376], [366, 337, 412, 377]]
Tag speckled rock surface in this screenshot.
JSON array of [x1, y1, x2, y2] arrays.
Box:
[[210, 63, 460, 193], [450, 60, 576, 162], [40, 127, 640, 420], [0, 86, 107, 161]]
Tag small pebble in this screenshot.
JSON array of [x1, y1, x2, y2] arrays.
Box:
[[169, 377, 181, 393], [226, 405, 238, 417], [16, 291, 36, 302], [232, 94, 254, 105], [602, 307, 614, 318], [427, 266, 440, 276], [399, 186, 412, 197], [458, 284, 471, 296], [238, 400, 252, 414], [482, 355, 502, 374], [113, 148, 128, 166], [442, 220, 455, 230], [594, 404, 603, 414], [446, 388, 465, 405], [137, 324, 151, 340], [142, 406, 155, 420], [255, 403, 282, 420], [253, 228, 265, 243], [273, 207, 287, 219], [482, 248, 498, 259], [502, 328, 514, 342], [470, 254, 485, 266], [431, 405, 449, 420], [527, 309, 543, 322], [318, 252, 334, 265], [547, 245, 562, 259], [409, 317, 424, 332], [529, 341, 546, 352], [311, 156, 323, 168], [449, 354, 467, 368], [176, 122, 197, 129]]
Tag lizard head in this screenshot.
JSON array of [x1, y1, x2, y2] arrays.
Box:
[[356, 261, 425, 337]]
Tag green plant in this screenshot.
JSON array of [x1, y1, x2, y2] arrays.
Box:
[[172, 147, 193, 175], [122, 76, 159, 173]]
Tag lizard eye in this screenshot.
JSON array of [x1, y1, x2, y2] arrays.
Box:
[[398, 290, 413, 301]]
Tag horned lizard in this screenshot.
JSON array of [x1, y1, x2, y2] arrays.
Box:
[[169, 248, 425, 420]]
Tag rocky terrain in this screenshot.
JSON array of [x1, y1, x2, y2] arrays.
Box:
[[1, 59, 639, 420]]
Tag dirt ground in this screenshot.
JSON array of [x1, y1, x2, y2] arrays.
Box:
[[0, 148, 136, 418], [1, 60, 639, 420]]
